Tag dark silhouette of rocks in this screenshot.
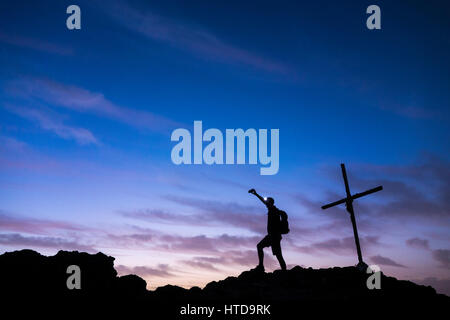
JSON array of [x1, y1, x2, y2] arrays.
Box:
[[1, 249, 447, 316]]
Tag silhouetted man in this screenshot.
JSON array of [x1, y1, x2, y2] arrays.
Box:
[[249, 188, 287, 272]]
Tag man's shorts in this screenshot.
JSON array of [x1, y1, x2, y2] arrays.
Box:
[[258, 234, 282, 256]]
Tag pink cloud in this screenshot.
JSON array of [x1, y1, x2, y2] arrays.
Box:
[[370, 255, 407, 268], [155, 196, 328, 237], [158, 234, 259, 253], [0, 211, 90, 235], [0, 233, 94, 252], [183, 249, 277, 271], [294, 236, 380, 256], [181, 260, 220, 272], [123, 197, 266, 234], [116, 264, 175, 278], [406, 237, 430, 250], [433, 249, 450, 269], [416, 277, 450, 296]]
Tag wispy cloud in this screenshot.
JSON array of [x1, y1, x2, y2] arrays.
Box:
[[370, 255, 407, 268], [122, 195, 354, 242], [314, 156, 450, 223], [102, 1, 291, 75], [116, 264, 175, 278], [181, 259, 220, 272], [0, 136, 27, 151], [379, 103, 439, 119], [406, 237, 430, 250], [294, 236, 380, 256], [415, 277, 450, 296], [6, 77, 180, 133], [0, 233, 94, 252], [3, 103, 99, 145], [161, 195, 321, 237], [124, 197, 266, 234], [182, 249, 277, 271], [0, 211, 91, 235], [0, 31, 73, 56], [432, 249, 450, 269], [158, 233, 260, 254]]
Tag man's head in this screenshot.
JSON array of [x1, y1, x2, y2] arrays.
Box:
[[265, 197, 275, 207]]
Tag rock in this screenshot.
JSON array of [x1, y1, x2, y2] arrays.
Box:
[[0, 249, 448, 317], [116, 274, 147, 297]]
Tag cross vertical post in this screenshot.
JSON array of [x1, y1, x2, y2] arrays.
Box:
[[321, 163, 383, 269], [341, 164, 363, 265]]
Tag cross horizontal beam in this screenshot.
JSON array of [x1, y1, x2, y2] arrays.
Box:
[[321, 185, 383, 210]]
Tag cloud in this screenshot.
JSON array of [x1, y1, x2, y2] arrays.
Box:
[[6, 77, 180, 133], [432, 249, 450, 269], [223, 249, 277, 268], [3, 104, 99, 145], [0, 31, 73, 56], [0, 211, 89, 235], [379, 102, 440, 119], [186, 249, 277, 271], [102, 1, 291, 75], [318, 156, 450, 224], [370, 255, 407, 268], [105, 232, 155, 249], [158, 233, 260, 253], [121, 209, 205, 226], [122, 195, 347, 244], [406, 237, 429, 250], [0, 233, 94, 252], [116, 264, 174, 278], [415, 277, 450, 296], [129, 196, 266, 234], [160, 195, 319, 237], [294, 236, 380, 255], [181, 260, 220, 272], [97, 227, 272, 271], [104, 225, 261, 254], [0, 136, 27, 151], [161, 235, 217, 252]]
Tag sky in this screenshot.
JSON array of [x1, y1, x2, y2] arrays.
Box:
[[0, 0, 449, 294]]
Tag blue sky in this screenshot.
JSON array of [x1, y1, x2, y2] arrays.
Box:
[[0, 0, 449, 293]]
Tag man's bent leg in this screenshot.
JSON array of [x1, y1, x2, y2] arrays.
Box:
[[257, 236, 272, 268], [257, 241, 264, 266]]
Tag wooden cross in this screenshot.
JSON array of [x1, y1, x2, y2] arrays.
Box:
[[321, 164, 383, 269]]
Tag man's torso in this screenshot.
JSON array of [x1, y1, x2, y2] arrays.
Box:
[[267, 206, 281, 235]]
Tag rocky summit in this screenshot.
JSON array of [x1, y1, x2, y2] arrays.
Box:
[[0, 249, 447, 317]]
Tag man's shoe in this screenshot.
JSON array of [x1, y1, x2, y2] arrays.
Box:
[[251, 265, 265, 272]]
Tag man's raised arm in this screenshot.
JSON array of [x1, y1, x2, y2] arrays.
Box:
[[248, 188, 267, 206]]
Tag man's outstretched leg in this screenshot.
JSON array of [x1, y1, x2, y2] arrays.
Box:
[[275, 252, 287, 271], [272, 238, 286, 271]]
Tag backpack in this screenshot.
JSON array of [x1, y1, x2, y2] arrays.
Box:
[[278, 210, 290, 234]]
